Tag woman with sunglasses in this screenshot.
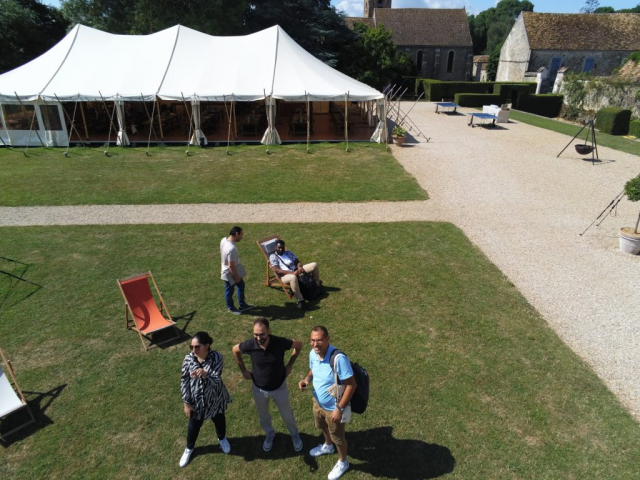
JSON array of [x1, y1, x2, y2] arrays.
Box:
[[179, 331, 231, 467]]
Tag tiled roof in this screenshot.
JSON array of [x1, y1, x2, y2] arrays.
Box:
[[345, 17, 375, 29], [523, 12, 640, 51], [372, 8, 472, 47]]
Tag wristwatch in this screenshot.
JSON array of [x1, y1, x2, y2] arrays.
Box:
[[335, 404, 344, 412]]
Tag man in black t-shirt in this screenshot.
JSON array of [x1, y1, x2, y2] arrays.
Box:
[[232, 317, 303, 452]]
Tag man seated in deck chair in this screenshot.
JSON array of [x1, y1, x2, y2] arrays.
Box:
[[269, 239, 321, 310]]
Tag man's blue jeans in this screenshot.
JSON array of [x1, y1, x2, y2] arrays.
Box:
[[224, 279, 246, 310]]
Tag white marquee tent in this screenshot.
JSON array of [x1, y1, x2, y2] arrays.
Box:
[[0, 24, 387, 147]]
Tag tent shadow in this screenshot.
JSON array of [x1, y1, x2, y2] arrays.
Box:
[[347, 426, 455, 479], [0, 384, 67, 447], [0, 257, 43, 312]]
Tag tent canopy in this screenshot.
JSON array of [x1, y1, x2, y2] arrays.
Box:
[[0, 24, 383, 103]]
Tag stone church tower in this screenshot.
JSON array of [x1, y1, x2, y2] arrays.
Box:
[[364, 0, 392, 18]]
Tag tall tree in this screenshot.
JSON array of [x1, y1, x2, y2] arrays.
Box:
[[338, 23, 412, 90], [0, 0, 69, 73], [468, 0, 534, 55], [580, 0, 600, 13], [244, 0, 351, 67], [60, 0, 246, 35]]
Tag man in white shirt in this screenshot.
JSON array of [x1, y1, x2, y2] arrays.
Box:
[[269, 239, 321, 310], [220, 226, 253, 315]]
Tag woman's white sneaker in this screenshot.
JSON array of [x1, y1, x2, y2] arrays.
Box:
[[179, 448, 193, 467], [219, 437, 231, 454]]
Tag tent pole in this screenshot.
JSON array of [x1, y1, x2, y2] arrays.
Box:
[[155, 98, 163, 142], [263, 89, 270, 154], [79, 101, 89, 140], [140, 93, 159, 147], [306, 91, 310, 154], [224, 94, 231, 155], [144, 95, 158, 156], [55, 93, 86, 154], [98, 91, 118, 156], [14, 93, 41, 156], [180, 92, 195, 155], [63, 100, 80, 157], [344, 92, 349, 152]]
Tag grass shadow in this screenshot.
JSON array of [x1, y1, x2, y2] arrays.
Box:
[[0, 257, 43, 312], [349, 426, 455, 479], [1, 384, 67, 447]]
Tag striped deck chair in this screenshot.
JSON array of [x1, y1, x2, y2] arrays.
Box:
[[256, 235, 293, 300], [0, 347, 35, 439], [117, 271, 180, 351]]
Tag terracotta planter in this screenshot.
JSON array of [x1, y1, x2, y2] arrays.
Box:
[[619, 227, 640, 255], [392, 135, 406, 146]]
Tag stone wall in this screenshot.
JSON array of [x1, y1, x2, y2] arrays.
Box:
[[497, 15, 530, 82], [401, 46, 473, 81]]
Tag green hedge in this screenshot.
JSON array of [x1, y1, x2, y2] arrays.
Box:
[[493, 83, 536, 105], [454, 93, 503, 108], [415, 79, 536, 101], [595, 107, 632, 135], [516, 94, 564, 117], [629, 119, 640, 137]]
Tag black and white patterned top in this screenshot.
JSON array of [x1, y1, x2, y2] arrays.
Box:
[[181, 350, 231, 420]]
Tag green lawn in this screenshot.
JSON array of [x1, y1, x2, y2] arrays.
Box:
[[0, 143, 426, 206], [1, 223, 638, 479], [510, 110, 640, 157]]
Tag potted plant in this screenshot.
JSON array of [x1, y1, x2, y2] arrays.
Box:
[[392, 125, 407, 146], [619, 176, 640, 254]]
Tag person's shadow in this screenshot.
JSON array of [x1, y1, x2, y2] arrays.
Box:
[[307, 426, 455, 479], [191, 427, 454, 479]]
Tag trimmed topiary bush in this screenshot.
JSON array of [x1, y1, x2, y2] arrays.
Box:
[[630, 120, 640, 137], [517, 94, 564, 117], [595, 107, 632, 135], [454, 93, 502, 108], [414, 79, 536, 101], [493, 83, 536, 105]]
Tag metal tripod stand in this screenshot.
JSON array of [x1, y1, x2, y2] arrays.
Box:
[[557, 119, 599, 164]]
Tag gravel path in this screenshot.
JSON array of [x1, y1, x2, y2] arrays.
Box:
[[1, 102, 639, 421]]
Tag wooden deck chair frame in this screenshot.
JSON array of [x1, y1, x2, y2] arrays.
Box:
[[116, 271, 180, 351], [0, 347, 36, 439], [256, 235, 293, 300]]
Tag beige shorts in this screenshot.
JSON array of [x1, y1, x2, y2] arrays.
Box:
[[312, 398, 346, 446]]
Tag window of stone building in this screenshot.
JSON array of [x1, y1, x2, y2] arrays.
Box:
[[583, 57, 595, 73], [447, 51, 455, 72], [416, 50, 423, 72]]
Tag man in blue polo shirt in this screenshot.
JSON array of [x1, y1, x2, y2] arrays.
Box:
[[298, 325, 356, 480], [232, 318, 303, 452]]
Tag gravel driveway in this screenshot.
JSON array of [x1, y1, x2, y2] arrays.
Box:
[[1, 102, 639, 421]]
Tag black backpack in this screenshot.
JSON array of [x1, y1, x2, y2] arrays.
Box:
[[298, 272, 319, 300], [329, 348, 369, 414]]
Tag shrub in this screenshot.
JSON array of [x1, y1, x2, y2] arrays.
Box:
[[595, 107, 632, 135], [415, 79, 535, 101], [517, 94, 564, 117], [493, 83, 537, 105], [454, 93, 502, 108], [630, 120, 640, 137]]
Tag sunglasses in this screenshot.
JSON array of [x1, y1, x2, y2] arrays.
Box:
[[189, 344, 205, 350]]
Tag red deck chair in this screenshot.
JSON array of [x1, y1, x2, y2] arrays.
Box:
[[117, 271, 180, 351], [0, 346, 35, 439]]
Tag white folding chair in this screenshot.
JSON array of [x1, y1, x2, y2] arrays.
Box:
[[0, 347, 35, 439]]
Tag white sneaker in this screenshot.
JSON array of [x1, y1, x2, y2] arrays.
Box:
[[179, 447, 193, 467], [219, 437, 231, 454], [310, 443, 335, 457], [328, 460, 349, 480]]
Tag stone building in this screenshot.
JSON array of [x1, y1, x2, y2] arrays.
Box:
[[497, 12, 640, 91], [346, 3, 473, 82], [472, 55, 489, 82]]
